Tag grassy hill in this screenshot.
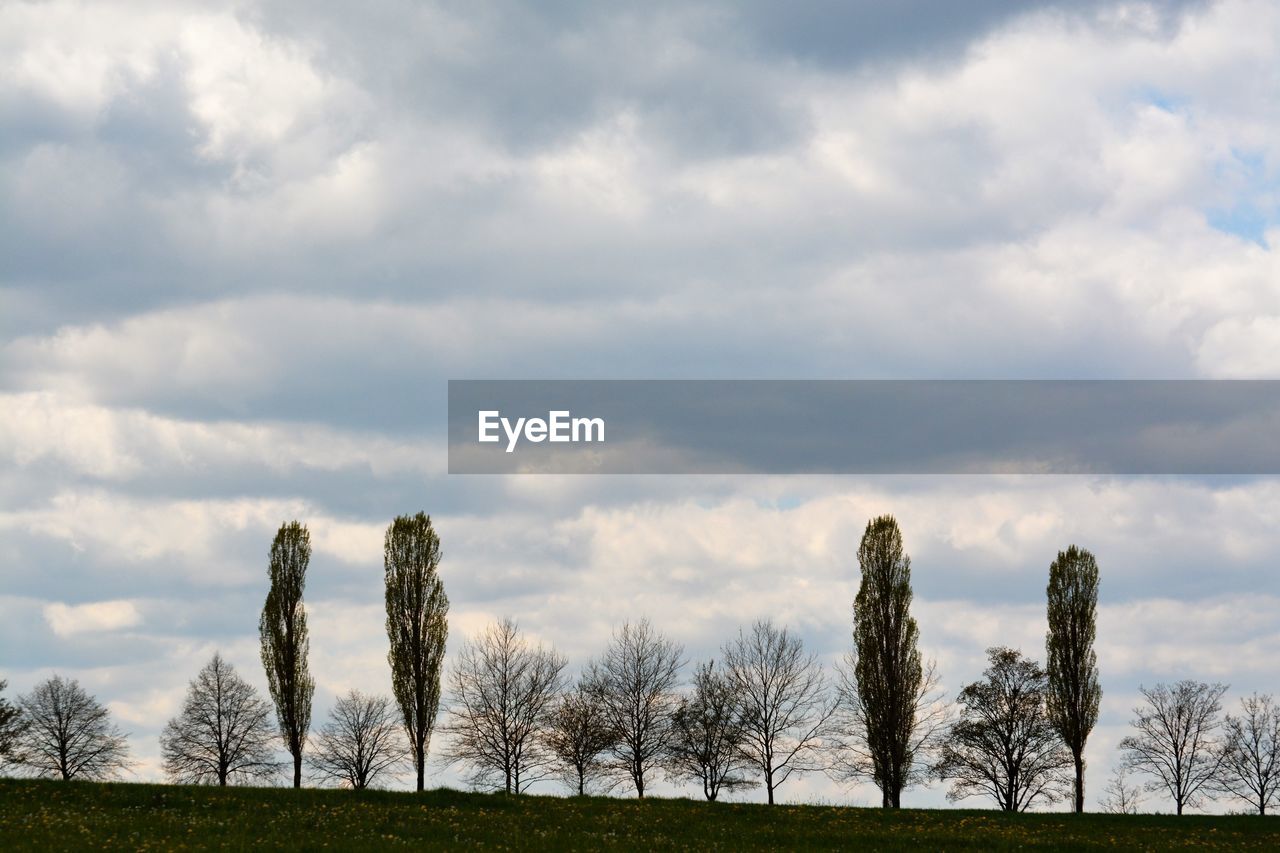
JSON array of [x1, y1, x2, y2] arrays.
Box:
[[1, 778, 1277, 851]]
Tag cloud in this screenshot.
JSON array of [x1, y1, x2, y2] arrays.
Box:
[[42, 599, 142, 637], [2, 0, 1278, 808]]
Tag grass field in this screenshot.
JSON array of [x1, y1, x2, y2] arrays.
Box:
[[1, 778, 1278, 851]]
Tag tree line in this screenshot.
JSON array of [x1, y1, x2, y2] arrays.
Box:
[[0, 513, 1276, 816]]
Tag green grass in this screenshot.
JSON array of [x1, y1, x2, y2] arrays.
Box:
[[1, 778, 1277, 851]]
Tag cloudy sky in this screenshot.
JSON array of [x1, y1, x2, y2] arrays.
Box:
[[2, 0, 1279, 809]]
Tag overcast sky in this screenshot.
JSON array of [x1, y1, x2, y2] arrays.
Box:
[[2, 0, 1279, 810]]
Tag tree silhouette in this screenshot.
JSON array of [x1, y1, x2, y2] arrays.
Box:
[[0, 679, 27, 769], [440, 618, 567, 793], [1216, 692, 1279, 816], [161, 653, 278, 786], [310, 690, 407, 790], [1045, 545, 1102, 813], [850, 515, 927, 808], [544, 681, 617, 796], [934, 647, 1072, 811], [384, 512, 449, 792], [723, 619, 834, 805], [831, 657, 949, 804], [260, 520, 315, 789], [588, 619, 683, 798], [665, 660, 756, 801], [1119, 680, 1228, 815], [17, 675, 130, 781]]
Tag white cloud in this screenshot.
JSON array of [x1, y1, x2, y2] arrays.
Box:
[[43, 599, 142, 637], [0, 390, 442, 481], [3, 0, 1280, 808]]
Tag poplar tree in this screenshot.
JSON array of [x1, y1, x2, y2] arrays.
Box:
[[385, 512, 450, 792], [260, 520, 315, 788], [1045, 545, 1101, 813], [853, 515, 924, 808]]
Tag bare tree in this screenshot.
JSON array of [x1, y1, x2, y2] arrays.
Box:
[[544, 681, 617, 796], [830, 656, 950, 801], [310, 690, 407, 790], [16, 675, 131, 780], [384, 512, 450, 793], [0, 679, 27, 770], [1099, 766, 1147, 815], [723, 619, 835, 805], [1045, 545, 1102, 813], [665, 660, 756, 801], [160, 653, 279, 786], [1215, 692, 1280, 816], [260, 520, 315, 789], [933, 647, 1072, 812], [588, 619, 684, 798], [1119, 680, 1228, 815], [440, 618, 567, 793]]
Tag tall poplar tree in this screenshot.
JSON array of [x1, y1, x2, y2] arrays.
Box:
[[260, 520, 315, 788], [853, 514, 923, 808], [384, 512, 449, 792], [1045, 544, 1102, 814]]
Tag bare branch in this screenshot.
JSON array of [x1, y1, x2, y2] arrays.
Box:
[[1215, 692, 1280, 816], [1119, 680, 1228, 815], [587, 619, 684, 798], [664, 660, 757, 801], [544, 681, 618, 796], [439, 618, 567, 793], [723, 619, 836, 805], [310, 690, 407, 790], [160, 653, 279, 786], [933, 647, 1073, 812], [16, 675, 131, 781]]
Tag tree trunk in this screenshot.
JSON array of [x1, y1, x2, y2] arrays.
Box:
[[1073, 753, 1084, 813], [416, 753, 425, 792], [294, 752, 303, 789]]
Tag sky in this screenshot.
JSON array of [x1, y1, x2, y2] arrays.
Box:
[[2, 0, 1279, 811]]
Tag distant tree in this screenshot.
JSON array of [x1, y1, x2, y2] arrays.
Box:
[[0, 679, 27, 769], [934, 647, 1072, 812], [1098, 766, 1146, 815], [831, 657, 950, 803], [440, 618, 567, 793], [849, 515, 929, 808], [589, 619, 683, 798], [1119, 680, 1228, 815], [1215, 693, 1280, 816], [544, 682, 617, 796], [16, 675, 131, 780], [1045, 545, 1102, 814], [310, 690, 407, 790], [384, 512, 450, 793], [665, 660, 756, 801], [161, 653, 278, 786], [723, 619, 835, 805], [260, 520, 315, 789]]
